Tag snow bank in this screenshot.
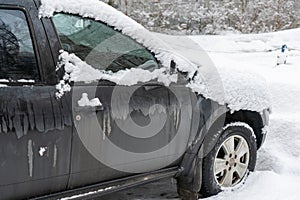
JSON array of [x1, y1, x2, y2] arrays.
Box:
[[39, 0, 271, 113], [208, 171, 300, 200], [189, 28, 300, 53]]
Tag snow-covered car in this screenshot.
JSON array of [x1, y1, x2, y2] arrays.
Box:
[[0, 0, 270, 199]]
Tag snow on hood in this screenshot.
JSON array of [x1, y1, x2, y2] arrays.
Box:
[[156, 34, 271, 112], [217, 68, 271, 112], [39, 0, 271, 113]]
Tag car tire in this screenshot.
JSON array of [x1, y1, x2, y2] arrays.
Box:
[[200, 122, 257, 197]]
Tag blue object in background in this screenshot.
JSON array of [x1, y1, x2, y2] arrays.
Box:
[[281, 44, 287, 53], [277, 45, 288, 65]]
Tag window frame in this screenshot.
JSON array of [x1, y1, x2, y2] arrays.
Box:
[[0, 6, 42, 85], [51, 12, 162, 74]]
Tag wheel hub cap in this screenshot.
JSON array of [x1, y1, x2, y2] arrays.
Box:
[[213, 135, 250, 188], [229, 158, 235, 167]]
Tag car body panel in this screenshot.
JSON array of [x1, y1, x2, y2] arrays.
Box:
[[0, 1, 72, 199], [0, 86, 73, 199]]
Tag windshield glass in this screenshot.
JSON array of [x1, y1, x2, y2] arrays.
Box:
[[52, 13, 158, 72]]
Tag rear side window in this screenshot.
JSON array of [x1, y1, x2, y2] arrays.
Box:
[[0, 9, 39, 82], [52, 13, 158, 72]]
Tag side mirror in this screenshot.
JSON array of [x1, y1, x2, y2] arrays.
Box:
[[170, 60, 176, 75], [170, 60, 189, 84]]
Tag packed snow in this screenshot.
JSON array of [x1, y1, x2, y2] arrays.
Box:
[[38, 147, 47, 157], [77, 93, 102, 107]]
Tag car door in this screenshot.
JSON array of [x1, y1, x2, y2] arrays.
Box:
[[51, 13, 192, 188], [0, 4, 72, 199]]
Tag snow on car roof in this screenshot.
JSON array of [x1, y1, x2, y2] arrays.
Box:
[[39, 0, 271, 113]]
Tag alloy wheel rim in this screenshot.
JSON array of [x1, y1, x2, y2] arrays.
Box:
[[213, 135, 250, 188]]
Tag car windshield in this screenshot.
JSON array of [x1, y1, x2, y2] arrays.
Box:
[[52, 13, 158, 72]]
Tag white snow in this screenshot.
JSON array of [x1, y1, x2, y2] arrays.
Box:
[[0, 79, 9, 87], [207, 171, 300, 200], [157, 33, 271, 113], [17, 79, 35, 83], [189, 28, 300, 200], [78, 93, 102, 107], [190, 67, 271, 112], [277, 51, 288, 65], [38, 147, 47, 157], [222, 122, 256, 139], [55, 50, 177, 98], [60, 186, 117, 200]]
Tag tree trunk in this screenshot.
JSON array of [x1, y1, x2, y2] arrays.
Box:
[[274, 0, 283, 31], [108, 0, 114, 6], [125, 0, 128, 15]]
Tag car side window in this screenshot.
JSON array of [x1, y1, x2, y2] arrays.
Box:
[[0, 9, 39, 82], [52, 13, 158, 72]]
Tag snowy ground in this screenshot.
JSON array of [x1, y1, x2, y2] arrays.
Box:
[[100, 29, 300, 200]]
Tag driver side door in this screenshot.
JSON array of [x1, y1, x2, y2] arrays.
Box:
[[51, 13, 190, 188]]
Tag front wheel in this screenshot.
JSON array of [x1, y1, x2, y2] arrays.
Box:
[[200, 122, 257, 197]]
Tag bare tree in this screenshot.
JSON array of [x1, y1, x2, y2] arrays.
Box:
[[100, 0, 300, 34]]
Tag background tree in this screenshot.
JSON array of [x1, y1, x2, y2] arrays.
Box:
[[101, 0, 300, 35]]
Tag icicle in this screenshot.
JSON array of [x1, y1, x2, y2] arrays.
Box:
[[102, 113, 106, 140], [173, 108, 177, 128], [27, 101, 35, 131], [13, 114, 23, 139], [27, 139, 33, 177], [8, 115, 13, 130], [176, 109, 180, 129], [107, 113, 111, 137], [23, 114, 29, 136], [2, 117, 7, 133], [53, 144, 57, 168]]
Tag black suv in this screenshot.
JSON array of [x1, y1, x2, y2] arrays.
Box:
[[0, 0, 269, 199]]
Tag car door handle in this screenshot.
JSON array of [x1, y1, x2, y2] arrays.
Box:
[[74, 105, 104, 113], [143, 85, 161, 91], [93, 105, 104, 112]]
